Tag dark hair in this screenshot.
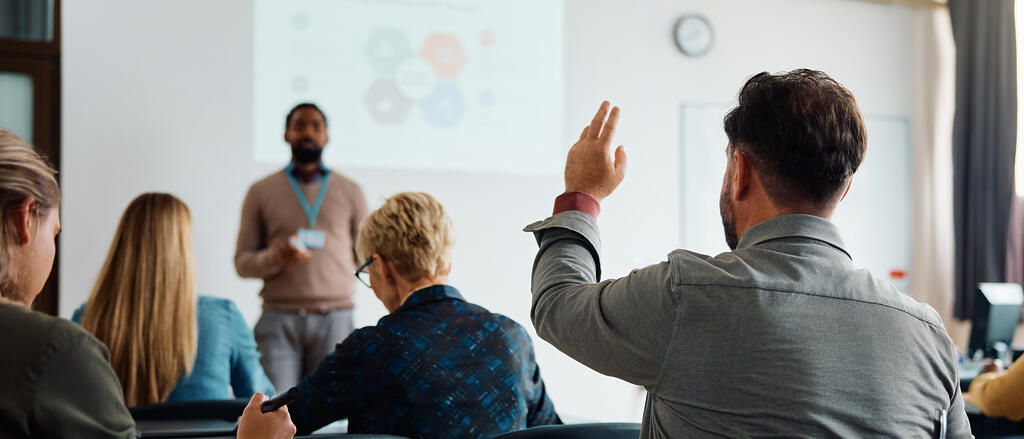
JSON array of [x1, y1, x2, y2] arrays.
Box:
[[285, 103, 327, 130], [723, 69, 866, 208]]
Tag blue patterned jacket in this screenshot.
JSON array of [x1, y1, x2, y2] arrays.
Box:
[[290, 285, 561, 438]]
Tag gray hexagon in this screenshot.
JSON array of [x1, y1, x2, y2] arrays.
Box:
[[364, 79, 412, 124], [364, 28, 413, 75], [419, 81, 466, 127]]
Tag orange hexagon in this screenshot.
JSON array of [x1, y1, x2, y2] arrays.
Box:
[[419, 33, 466, 79]]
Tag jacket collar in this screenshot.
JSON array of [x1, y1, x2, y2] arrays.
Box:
[[735, 214, 851, 260], [396, 285, 465, 312]]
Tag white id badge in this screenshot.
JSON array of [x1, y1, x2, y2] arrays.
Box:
[[297, 228, 326, 249]]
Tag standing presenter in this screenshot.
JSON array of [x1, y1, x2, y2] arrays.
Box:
[[235, 102, 368, 391]]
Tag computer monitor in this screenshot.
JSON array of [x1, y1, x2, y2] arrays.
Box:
[[968, 283, 1024, 360]]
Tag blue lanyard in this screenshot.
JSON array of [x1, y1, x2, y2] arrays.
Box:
[[284, 164, 331, 228]]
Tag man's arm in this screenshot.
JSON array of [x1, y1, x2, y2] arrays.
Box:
[[526, 209, 676, 387], [966, 356, 1024, 421], [525, 102, 676, 387], [33, 331, 135, 439], [235, 186, 284, 278]]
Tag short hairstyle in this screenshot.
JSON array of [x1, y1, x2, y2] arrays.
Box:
[[723, 69, 867, 208], [285, 102, 327, 130], [0, 128, 60, 299], [357, 192, 454, 283]]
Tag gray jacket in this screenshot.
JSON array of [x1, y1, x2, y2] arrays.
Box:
[[526, 212, 970, 438]]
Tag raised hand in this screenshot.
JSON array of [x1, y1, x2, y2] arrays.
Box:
[[564, 101, 627, 201]]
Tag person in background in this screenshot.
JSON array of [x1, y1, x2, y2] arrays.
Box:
[[0, 128, 294, 438], [288, 192, 560, 438], [74, 193, 274, 406], [966, 356, 1024, 420], [235, 102, 368, 391], [525, 70, 970, 437]]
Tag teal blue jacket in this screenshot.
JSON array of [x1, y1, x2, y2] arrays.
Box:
[[74, 295, 274, 402]]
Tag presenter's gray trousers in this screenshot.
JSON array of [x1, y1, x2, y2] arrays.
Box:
[[254, 308, 354, 392]]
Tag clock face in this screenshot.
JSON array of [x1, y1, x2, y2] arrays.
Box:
[[674, 14, 713, 58]]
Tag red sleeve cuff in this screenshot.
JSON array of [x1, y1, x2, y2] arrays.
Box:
[[553, 191, 600, 220]]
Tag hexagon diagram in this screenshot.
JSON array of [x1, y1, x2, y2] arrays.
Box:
[[364, 28, 413, 75], [419, 81, 465, 127], [364, 79, 413, 124], [419, 33, 466, 79]]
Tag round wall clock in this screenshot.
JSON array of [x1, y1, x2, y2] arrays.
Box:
[[673, 14, 714, 58]]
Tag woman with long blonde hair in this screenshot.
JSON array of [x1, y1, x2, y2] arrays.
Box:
[[76, 193, 274, 407]]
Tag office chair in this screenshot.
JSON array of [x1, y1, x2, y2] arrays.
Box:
[[490, 423, 642, 439], [129, 398, 248, 422]]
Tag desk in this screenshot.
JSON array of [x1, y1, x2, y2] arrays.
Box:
[[134, 419, 236, 438]]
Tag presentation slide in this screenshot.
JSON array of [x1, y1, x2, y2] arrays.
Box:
[[253, 0, 565, 175]]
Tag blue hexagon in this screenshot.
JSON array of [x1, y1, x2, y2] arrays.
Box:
[[364, 28, 413, 75], [419, 81, 465, 127]]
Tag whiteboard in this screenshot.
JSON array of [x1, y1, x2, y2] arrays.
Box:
[[679, 103, 911, 291]]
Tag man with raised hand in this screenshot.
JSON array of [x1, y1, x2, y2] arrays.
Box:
[[525, 70, 970, 437]]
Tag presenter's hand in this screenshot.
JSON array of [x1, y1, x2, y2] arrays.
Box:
[[273, 235, 312, 266], [237, 393, 296, 439], [564, 101, 627, 201]]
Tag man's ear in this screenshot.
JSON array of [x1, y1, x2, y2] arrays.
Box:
[[732, 150, 753, 202], [13, 197, 35, 246]]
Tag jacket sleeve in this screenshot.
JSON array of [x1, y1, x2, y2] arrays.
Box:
[[228, 301, 276, 398], [33, 330, 135, 439], [235, 185, 283, 279], [967, 356, 1024, 421], [524, 211, 677, 388], [517, 327, 561, 427], [289, 329, 370, 435]]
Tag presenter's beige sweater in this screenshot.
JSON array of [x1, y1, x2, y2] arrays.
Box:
[[235, 169, 367, 311]]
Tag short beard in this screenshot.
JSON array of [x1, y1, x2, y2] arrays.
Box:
[[720, 179, 739, 250]]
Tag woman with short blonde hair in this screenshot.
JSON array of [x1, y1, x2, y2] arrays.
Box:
[[287, 192, 561, 438], [355, 191, 454, 305], [77, 193, 274, 407]]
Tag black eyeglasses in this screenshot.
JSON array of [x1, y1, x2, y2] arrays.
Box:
[[354, 256, 373, 288]]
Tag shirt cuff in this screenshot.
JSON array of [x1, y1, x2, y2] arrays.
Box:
[[553, 191, 600, 220]]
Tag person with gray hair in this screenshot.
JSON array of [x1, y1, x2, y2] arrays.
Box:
[[526, 70, 970, 437], [288, 192, 560, 438], [0, 128, 296, 439]]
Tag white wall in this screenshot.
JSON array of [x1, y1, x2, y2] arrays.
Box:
[[62, 0, 916, 422]]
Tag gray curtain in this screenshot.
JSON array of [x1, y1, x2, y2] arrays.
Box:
[[950, 0, 1018, 319], [0, 0, 54, 42]]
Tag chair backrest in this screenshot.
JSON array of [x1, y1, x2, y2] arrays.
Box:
[[490, 423, 642, 439], [129, 399, 248, 423]]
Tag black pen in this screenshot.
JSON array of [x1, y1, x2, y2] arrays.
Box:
[[261, 387, 299, 413]]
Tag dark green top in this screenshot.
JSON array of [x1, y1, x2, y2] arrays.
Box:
[[0, 302, 135, 438]]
